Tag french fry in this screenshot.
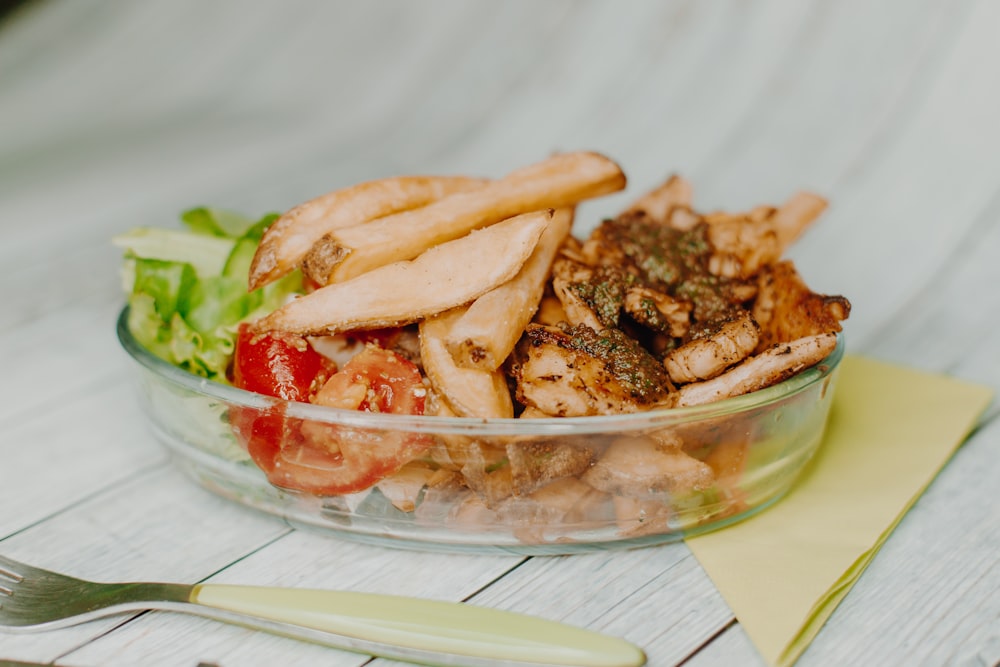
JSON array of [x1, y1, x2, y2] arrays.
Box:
[[419, 307, 514, 419], [627, 173, 693, 225], [532, 293, 568, 326], [771, 191, 827, 248], [443, 207, 574, 371], [247, 175, 486, 290], [253, 209, 552, 336], [672, 333, 838, 407], [303, 151, 626, 284]]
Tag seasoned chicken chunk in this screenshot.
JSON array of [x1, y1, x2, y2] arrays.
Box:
[[512, 323, 674, 416], [704, 214, 781, 280], [459, 438, 597, 507], [550, 257, 604, 330], [551, 258, 628, 329], [662, 309, 760, 383], [623, 285, 691, 338], [581, 435, 715, 498], [752, 260, 851, 350], [585, 213, 756, 324], [673, 332, 838, 407], [507, 440, 595, 496]]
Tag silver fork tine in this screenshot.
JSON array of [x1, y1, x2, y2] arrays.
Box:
[[0, 554, 163, 630], [0, 562, 19, 597], [0, 555, 26, 583]]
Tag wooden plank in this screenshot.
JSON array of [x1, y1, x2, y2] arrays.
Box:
[[784, 417, 999, 666], [0, 465, 290, 664], [426, 545, 734, 666], [683, 622, 763, 667], [0, 381, 165, 539], [0, 302, 124, 422]]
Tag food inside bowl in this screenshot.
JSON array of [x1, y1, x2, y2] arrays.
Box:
[[115, 151, 850, 548]]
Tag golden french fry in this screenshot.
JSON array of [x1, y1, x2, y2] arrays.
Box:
[[627, 174, 693, 225], [253, 209, 552, 336], [247, 175, 486, 290], [532, 293, 568, 327], [443, 207, 574, 371], [306, 151, 625, 284], [419, 308, 514, 419], [672, 333, 837, 407], [771, 191, 827, 248]]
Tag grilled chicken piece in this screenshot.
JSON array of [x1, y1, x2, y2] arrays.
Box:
[[376, 463, 437, 512], [701, 192, 827, 280], [498, 477, 612, 544], [458, 441, 513, 507], [623, 285, 691, 338], [667, 205, 702, 231], [512, 323, 674, 417], [662, 309, 760, 383], [612, 495, 672, 537], [583, 213, 758, 324], [550, 257, 604, 329], [673, 332, 838, 407], [580, 435, 715, 497], [551, 258, 628, 330], [752, 260, 851, 350], [704, 214, 782, 280], [507, 440, 595, 496], [459, 438, 596, 508]]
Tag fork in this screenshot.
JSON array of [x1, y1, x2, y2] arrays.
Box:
[[0, 553, 644, 667]]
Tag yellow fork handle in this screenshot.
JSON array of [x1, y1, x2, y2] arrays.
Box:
[[191, 583, 645, 667]]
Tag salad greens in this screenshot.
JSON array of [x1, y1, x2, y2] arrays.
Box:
[[114, 207, 302, 380]]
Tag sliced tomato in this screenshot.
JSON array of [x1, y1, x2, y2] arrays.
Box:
[[231, 323, 334, 401], [229, 324, 335, 477], [230, 330, 429, 496], [314, 345, 425, 414], [266, 346, 429, 495]]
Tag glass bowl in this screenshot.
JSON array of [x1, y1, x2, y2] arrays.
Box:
[[116, 308, 843, 555]]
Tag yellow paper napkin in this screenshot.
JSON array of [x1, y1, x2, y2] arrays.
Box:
[[686, 355, 994, 667]]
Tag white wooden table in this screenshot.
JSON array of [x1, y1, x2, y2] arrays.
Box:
[[1, 1, 998, 665]]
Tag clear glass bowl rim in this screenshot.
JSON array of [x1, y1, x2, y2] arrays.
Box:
[[116, 306, 844, 437]]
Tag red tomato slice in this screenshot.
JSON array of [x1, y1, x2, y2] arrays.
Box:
[[266, 346, 429, 495], [230, 324, 334, 476], [231, 330, 428, 497], [231, 324, 333, 401]]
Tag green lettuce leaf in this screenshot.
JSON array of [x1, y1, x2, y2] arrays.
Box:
[[115, 208, 300, 381]]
